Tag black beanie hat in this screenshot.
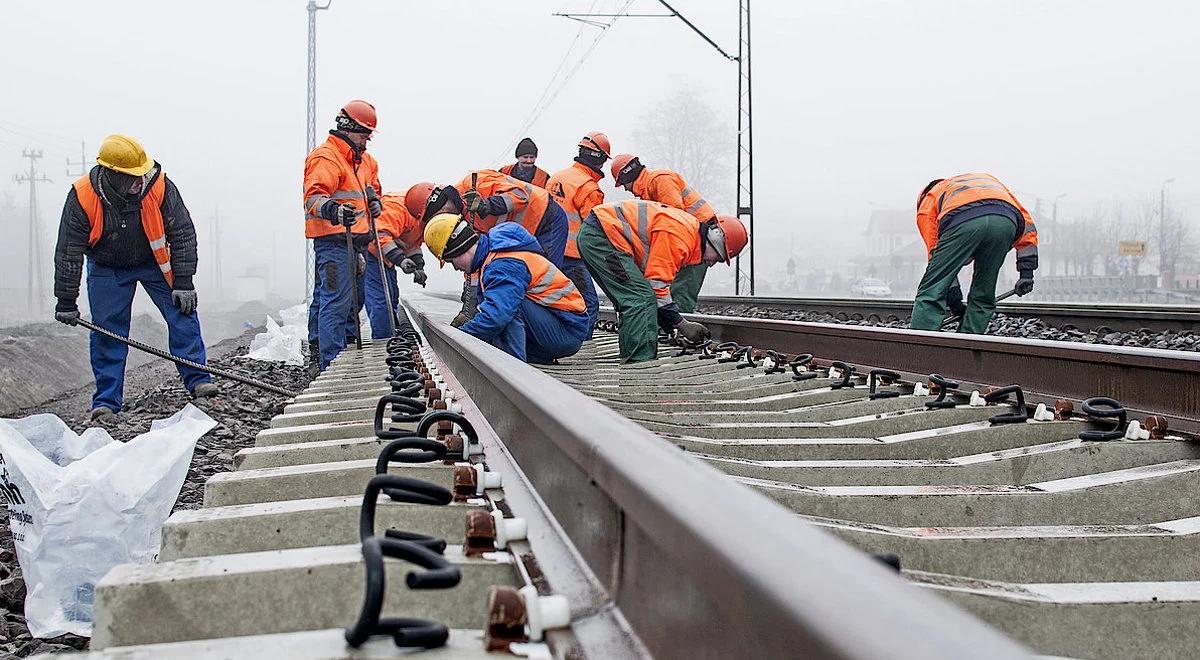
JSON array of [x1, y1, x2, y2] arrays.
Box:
[[515, 137, 538, 158], [442, 220, 480, 261]]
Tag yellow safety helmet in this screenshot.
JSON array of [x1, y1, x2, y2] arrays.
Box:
[[423, 213, 478, 265], [96, 134, 153, 176]]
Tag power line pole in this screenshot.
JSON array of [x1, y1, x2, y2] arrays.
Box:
[[66, 141, 88, 178], [211, 207, 223, 292], [14, 149, 51, 316], [305, 0, 332, 301]]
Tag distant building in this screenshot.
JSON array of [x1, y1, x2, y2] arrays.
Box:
[[850, 209, 926, 295]]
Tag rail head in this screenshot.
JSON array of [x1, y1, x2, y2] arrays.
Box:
[[412, 307, 1029, 660]]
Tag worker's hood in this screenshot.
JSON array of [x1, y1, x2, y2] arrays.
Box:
[[471, 223, 543, 272]]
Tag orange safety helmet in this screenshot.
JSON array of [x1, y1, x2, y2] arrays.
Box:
[[610, 153, 641, 184], [405, 182, 437, 221], [340, 99, 378, 131], [579, 132, 611, 158], [708, 215, 749, 264]]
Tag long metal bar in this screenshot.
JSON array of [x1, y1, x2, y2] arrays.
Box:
[[409, 304, 1028, 660], [661, 311, 1200, 433]]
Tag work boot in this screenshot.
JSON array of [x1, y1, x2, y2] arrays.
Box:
[[191, 382, 219, 399], [89, 407, 115, 421]]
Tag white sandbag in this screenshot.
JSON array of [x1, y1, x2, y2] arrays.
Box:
[[246, 304, 309, 366], [0, 404, 215, 637]]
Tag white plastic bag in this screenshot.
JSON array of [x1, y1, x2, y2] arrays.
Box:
[[246, 304, 308, 366], [0, 404, 215, 637]]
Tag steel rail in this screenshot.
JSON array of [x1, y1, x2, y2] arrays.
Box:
[[408, 305, 1028, 659], [695, 295, 1200, 332], [652, 311, 1200, 434]]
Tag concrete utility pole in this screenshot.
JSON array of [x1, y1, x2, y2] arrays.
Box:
[[211, 207, 223, 292], [66, 141, 88, 178], [14, 149, 51, 315], [305, 0, 332, 301], [1159, 178, 1175, 290]]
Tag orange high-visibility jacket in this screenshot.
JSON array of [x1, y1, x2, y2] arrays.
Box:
[[303, 135, 381, 239], [631, 168, 717, 222], [589, 200, 702, 306], [916, 173, 1038, 265], [481, 250, 585, 313], [499, 163, 550, 189], [547, 161, 605, 260], [454, 169, 550, 236], [370, 193, 423, 263], [73, 173, 174, 286]]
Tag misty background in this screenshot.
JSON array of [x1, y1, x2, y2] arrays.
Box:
[[1, 0, 1197, 332]]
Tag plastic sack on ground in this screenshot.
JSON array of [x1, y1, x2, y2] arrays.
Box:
[[246, 303, 308, 366], [0, 404, 215, 637]]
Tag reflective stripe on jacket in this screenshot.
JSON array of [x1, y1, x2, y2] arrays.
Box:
[[73, 173, 174, 286], [589, 200, 702, 306], [499, 162, 550, 188], [302, 134, 380, 239], [370, 193, 423, 262], [632, 168, 716, 222], [454, 169, 550, 236], [481, 251, 585, 313], [547, 161, 605, 259], [917, 173, 1038, 268]]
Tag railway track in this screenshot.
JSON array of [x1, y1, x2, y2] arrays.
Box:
[[695, 295, 1200, 333], [39, 293, 1200, 659]]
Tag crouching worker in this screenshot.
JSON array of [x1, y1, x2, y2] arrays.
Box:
[[577, 200, 748, 363], [424, 214, 589, 363]]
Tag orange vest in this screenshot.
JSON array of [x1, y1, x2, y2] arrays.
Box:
[[633, 168, 716, 222], [481, 250, 585, 313], [589, 200, 702, 306], [499, 163, 550, 189], [547, 162, 605, 260], [303, 135, 380, 239], [370, 194, 423, 262], [916, 173, 1038, 260], [454, 169, 550, 237], [73, 173, 174, 286]]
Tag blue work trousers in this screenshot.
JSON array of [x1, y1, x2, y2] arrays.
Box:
[[312, 235, 363, 370], [86, 261, 211, 411], [560, 257, 598, 339], [485, 299, 584, 363], [364, 252, 399, 339]]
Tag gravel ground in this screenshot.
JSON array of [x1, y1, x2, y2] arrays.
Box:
[[696, 305, 1200, 352], [0, 329, 314, 657]]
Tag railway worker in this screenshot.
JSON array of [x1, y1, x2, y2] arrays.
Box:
[[608, 154, 717, 313], [302, 99, 382, 370], [499, 137, 550, 188], [52, 134, 216, 420], [363, 192, 427, 339], [546, 132, 612, 336], [424, 214, 589, 363], [577, 200, 749, 363], [405, 170, 569, 325], [911, 173, 1038, 334]]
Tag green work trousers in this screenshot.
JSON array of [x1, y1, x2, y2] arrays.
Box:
[[671, 263, 708, 313], [911, 214, 1015, 335], [577, 219, 660, 363]]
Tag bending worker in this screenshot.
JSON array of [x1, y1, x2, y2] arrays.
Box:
[[578, 200, 748, 363], [499, 137, 549, 188], [609, 154, 717, 312], [303, 99, 382, 370], [363, 192, 427, 339], [547, 132, 610, 334], [911, 173, 1038, 334], [424, 214, 589, 363], [405, 170, 569, 323], [53, 134, 216, 420]]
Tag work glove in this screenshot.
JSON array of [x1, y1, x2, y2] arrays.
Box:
[[450, 312, 471, 328], [412, 269, 428, 288], [399, 257, 418, 274], [463, 190, 487, 216], [1015, 272, 1035, 296], [365, 187, 382, 219], [54, 309, 80, 326], [675, 319, 711, 344], [328, 202, 357, 226], [172, 289, 198, 315], [945, 282, 966, 317], [357, 253, 366, 276]]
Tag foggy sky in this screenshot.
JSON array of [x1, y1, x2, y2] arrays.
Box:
[[1, 0, 1197, 301]]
